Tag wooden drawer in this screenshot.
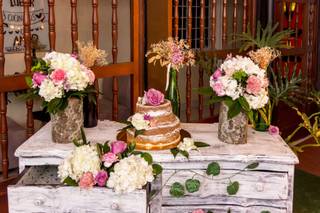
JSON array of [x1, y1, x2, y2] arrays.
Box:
[[162, 205, 286, 213], [161, 169, 289, 208], [8, 166, 147, 213]]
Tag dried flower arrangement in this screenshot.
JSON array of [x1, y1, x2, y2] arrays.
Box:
[[76, 41, 108, 67]]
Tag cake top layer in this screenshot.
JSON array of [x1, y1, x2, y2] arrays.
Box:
[[136, 99, 172, 117]]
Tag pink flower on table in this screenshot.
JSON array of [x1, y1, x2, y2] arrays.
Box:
[[246, 75, 262, 95], [110, 141, 127, 155], [79, 172, 95, 189], [211, 81, 225, 96], [268, 125, 280, 136], [32, 72, 46, 87], [102, 152, 119, 167], [50, 69, 66, 85], [192, 209, 205, 213], [95, 170, 108, 187], [144, 88, 164, 106], [212, 68, 222, 81]]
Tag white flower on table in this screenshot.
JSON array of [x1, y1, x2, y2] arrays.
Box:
[[58, 145, 101, 182], [107, 155, 154, 193], [177, 138, 198, 152], [131, 113, 150, 130]]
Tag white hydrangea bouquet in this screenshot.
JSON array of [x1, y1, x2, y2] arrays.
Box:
[[58, 132, 162, 193], [24, 51, 96, 114]]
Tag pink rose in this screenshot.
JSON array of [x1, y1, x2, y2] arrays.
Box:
[[79, 172, 95, 189], [246, 75, 262, 95], [144, 88, 164, 106], [50, 69, 66, 85], [171, 50, 184, 65], [192, 209, 205, 213], [268, 125, 279, 136], [212, 69, 222, 81], [32, 72, 46, 87], [211, 81, 225, 96], [110, 141, 127, 155], [86, 69, 95, 85], [143, 114, 152, 121], [95, 170, 108, 187], [102, 152, 119, 167]]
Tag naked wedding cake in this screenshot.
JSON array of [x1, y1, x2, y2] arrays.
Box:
[[126, 88, 181, 150]]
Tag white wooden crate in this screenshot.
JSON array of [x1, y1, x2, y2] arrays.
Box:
[[8, 166, 147, 213]]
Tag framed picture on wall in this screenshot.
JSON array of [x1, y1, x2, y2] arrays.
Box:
[[3, 0, 49, 53]]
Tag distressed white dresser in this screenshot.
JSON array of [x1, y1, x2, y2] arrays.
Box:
[[10, 121, 298, 213]]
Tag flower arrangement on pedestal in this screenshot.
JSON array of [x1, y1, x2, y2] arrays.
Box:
[[146, 37, 195, 117], [200, 55, 269, 144], [58, 132, 162, 193], [24, 51, 96, 143]]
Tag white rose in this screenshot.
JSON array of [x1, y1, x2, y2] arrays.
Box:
[[131, 113, 150, 130], [244, 92, 269, 109], [177, 137, 197, 152]]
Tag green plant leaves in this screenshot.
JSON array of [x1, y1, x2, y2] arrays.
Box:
[[170, 182, 185, 197], [170, 148, 179, 158], [227, 181, 239, 195], [261, 211, 270, 213], [227, 101, 242, 119], [206, 162, 220, 176], [238, 96, 250, 113], [141, 152, 153, 165], [134, 129, 145, 137], [152, 164, 163, 176], [63, 176, 78, 186], [185, 179, 200, 193], [246, 162, 259, 170], [179, 150, 189, 159], [194, 141, 210, 148]]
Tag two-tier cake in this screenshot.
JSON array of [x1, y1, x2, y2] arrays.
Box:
[[126, 89, 181, 150]]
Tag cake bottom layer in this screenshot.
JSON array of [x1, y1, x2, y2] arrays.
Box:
[[126, 130, 181, 150]]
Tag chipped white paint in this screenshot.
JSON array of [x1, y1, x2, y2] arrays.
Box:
[[8, 166, 147, 213], [12, 120, 298, 213]]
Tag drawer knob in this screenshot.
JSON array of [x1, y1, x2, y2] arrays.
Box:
[[34, 199, 44, 206], [111, 202, 120, 210]]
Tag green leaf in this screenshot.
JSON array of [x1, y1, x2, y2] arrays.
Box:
[[194, 141, 210, 148], [134, 129, 145, 137], [227, 181, 239, 195], [185, 179, 200, 193], [206, 162, 220, 176], [170, 148, 179, 158], [179, 150, 189, 159], [170, 182, 185, 197], [261, 211, 270, 213], [25, 76, 33, 88], [238, 96, 250, 112], [80, 128, 88, 145], [152, 164, 163, 176], [132, 151, 143, 155], [195, 87, 214, 96], [128, 143, 136, 153], [246, 162, 259, 170], [227, 101, 242, 119], [72, 138, 83, 147], [103, 141, 110, 153], [141, 152, 153, 165], [63, 176, 78, 186]]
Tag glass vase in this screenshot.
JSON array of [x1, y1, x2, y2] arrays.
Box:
[[218, 102, 248, 144], [165, 68, 180, 117], [51, 97, 83, 143], [83, 96, 98, 128]]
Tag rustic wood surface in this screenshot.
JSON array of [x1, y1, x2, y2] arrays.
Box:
[[15, 121, 298, 170]]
